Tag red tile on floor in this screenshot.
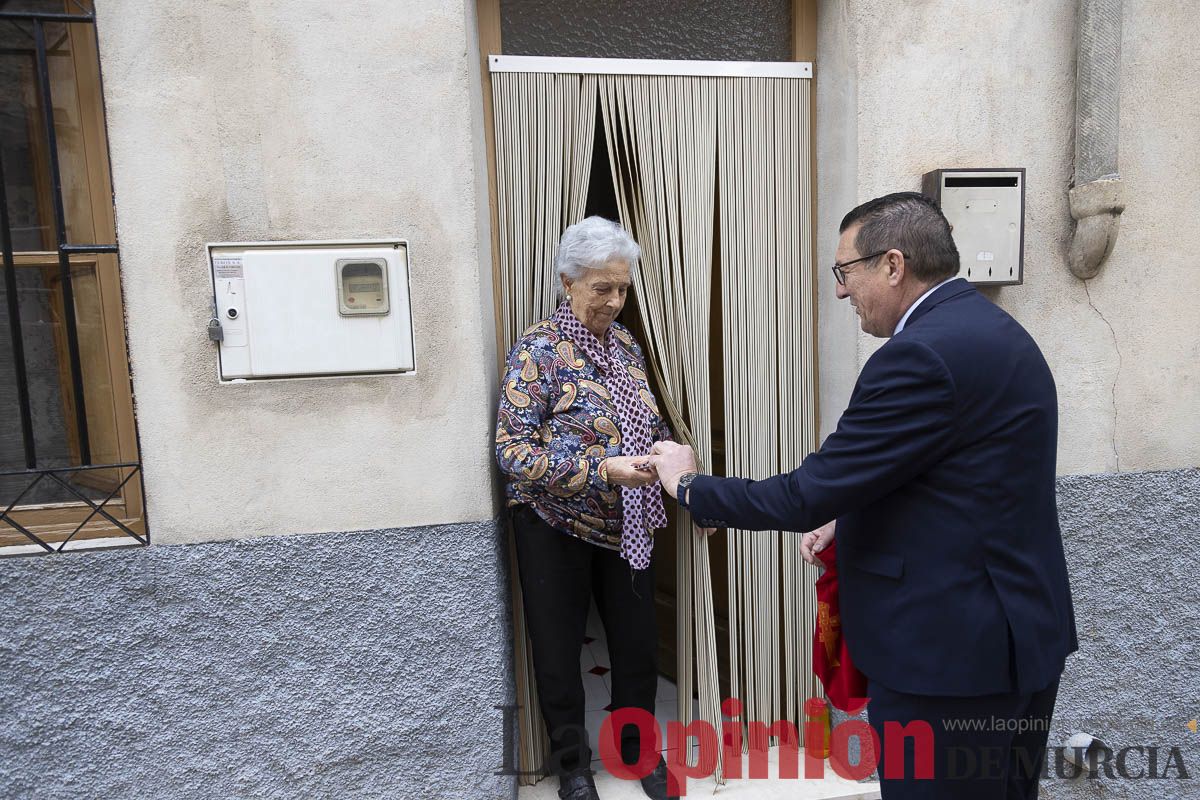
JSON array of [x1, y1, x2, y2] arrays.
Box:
[[583, 636, 596, 644], [588, 665, 610, 676]]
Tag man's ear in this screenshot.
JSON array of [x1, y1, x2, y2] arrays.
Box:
[[886, 249, 906, 286]]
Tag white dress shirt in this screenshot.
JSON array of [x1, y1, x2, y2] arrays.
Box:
[[893, 278, 956, 335]]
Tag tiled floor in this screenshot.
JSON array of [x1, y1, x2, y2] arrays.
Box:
[[519, 750, 880, 800], [518, 602, 881, 799], [579, 602, 700, 769]]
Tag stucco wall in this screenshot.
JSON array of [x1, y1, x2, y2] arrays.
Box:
[[93, 0, 500, 545], [816, 0, 1200, 475], [0, 520, 514, 800], [814, 0, 859, 441], [815, 10, 1200, 792]]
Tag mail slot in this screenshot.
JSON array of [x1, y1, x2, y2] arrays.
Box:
[[922, 168, 1026, 286]]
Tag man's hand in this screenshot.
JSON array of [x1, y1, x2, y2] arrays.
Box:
[[647, 441, 698, 498], [604, 456, 659, 488], [693, 523, 716, 538], [800, 520, 836, 565]]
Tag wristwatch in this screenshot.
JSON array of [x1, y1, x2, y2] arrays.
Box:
[[676, 472, 699, 510]]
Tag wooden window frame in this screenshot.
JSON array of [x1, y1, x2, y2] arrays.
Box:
[[0, 3, 144, 550]]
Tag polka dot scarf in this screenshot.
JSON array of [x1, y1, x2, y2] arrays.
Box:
[[555, 301, 667, 569]]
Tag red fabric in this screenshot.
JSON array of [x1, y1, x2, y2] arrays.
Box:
[[813, 540, 869, 714]]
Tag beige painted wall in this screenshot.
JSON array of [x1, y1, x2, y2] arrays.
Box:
[[95, 1, 500, 544], [816, 0, 1199, 475], [815, 0, 860, 442]]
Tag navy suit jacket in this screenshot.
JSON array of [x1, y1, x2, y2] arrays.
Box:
[[689, 279, 1077, 697]]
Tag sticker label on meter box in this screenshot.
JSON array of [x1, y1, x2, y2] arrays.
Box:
[[213, 255, 244, 279]]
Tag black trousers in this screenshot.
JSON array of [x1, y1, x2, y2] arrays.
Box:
[[866, 676, 1061, 800], [512, 504, 659, 775]]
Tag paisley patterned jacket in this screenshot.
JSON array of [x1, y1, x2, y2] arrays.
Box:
[[495, 317, 672, 548]]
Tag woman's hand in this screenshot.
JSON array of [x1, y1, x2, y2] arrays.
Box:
[[603, 456, 658, 488]]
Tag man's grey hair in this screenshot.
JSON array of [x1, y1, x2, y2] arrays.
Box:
[[554, 216, 640, 294], [839, 192, 960, 284]]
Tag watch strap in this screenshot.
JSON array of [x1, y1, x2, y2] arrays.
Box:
[[677, 471, 699, 510]]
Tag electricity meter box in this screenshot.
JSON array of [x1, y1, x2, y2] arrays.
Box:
[[208, 239, 414, 382], [922, 168, 1026, 286]]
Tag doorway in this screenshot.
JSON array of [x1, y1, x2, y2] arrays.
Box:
[[486, 55, 819, 782], [573, 107, 727, 694]]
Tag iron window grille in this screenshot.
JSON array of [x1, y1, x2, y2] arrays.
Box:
[[0, 2, 147, 552]]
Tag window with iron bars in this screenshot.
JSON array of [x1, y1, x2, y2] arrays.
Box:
[[0, 0, 146, 553]]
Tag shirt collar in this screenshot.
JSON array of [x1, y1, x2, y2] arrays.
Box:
[[553, 300, 615, 372], [894, 277, 956, 335]]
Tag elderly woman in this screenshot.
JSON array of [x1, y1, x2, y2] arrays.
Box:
[[496, 217, 671, 800]]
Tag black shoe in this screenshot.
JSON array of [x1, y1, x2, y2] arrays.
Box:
[[557, 768, 599, 800], [640, 758, 670, 800]]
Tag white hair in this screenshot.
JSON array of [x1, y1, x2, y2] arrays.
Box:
[[553, 217, 640, 296]]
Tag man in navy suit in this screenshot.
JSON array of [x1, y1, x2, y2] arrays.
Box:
[[649, 192, 1076, 799]]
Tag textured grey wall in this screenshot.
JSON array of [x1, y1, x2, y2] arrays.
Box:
[[1046, 468, 1199, 797], [3, 470, 1196, 797], [0, 521, 515, 800], [499, 0, 792, 60], [830, 469, 1200, 793]]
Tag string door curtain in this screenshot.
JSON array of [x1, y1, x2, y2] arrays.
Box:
[[598, 74, 724, 776], [490, 59, 817, 784], [714, 76, 819, 757], [492, 70, 599, 347], [490, 69, 598, 781], [600, 73, 818, 774]]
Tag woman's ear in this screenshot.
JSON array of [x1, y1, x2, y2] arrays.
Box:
[[561, 276, 573, 300]]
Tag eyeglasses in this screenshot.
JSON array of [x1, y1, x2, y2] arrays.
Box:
[[831, 250, 910, 286]]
